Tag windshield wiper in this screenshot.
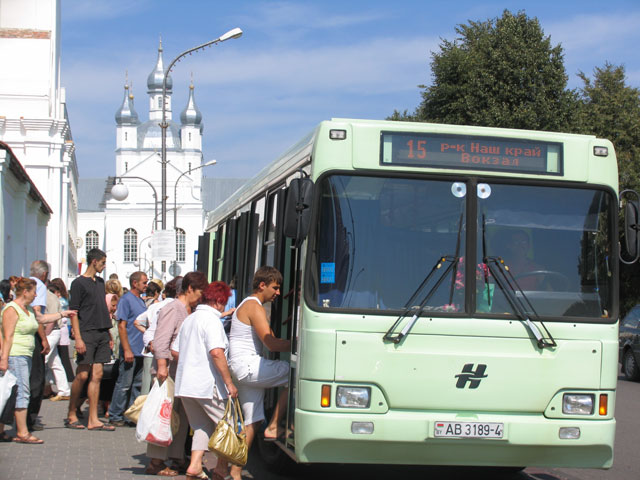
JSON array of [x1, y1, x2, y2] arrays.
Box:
[[384, 212, 464, 344], [383, 254, 459, 344], [484, 256, 556, 349]]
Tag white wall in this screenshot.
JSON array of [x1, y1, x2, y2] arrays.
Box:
[[0, 0, 78, 281]]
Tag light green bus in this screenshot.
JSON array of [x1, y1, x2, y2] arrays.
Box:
[[203, 118, 630, 471]]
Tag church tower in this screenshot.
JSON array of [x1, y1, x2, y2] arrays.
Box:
[[115, 82, 140, 175], [180, 81, 203, 151]]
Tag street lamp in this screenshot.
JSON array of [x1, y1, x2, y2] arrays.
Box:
[[160, 28, 242, 226], [160, 27, 242, 274], [110, 175, 160, 230], [173, 159, 217, 229]]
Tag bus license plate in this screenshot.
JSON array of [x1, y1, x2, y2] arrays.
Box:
[[434, 421, 503, 439]]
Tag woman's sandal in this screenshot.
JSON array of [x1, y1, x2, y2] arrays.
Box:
[[144, 461, 178, 477], [13, 434, 44, 444], [186, 471, 210, 480], [0, 432, 13, 442]]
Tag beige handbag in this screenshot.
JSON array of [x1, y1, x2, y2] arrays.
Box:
[[208, 397, 248, 466]]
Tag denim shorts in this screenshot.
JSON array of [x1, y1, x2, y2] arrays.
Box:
[[8, 355, 32, 409]]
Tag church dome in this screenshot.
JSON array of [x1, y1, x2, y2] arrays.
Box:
[[147, 40, 172, 93], [115, 84, 139, 125], [180, 84, 202, 126]]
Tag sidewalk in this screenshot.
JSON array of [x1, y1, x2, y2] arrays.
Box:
[[0, 397, 222, 480]]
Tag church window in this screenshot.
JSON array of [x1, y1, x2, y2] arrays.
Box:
[[158, 97, 162, 109], [176, 228, 186, 262], [85, 230, 99, 257], [188, 132, 192, 141], [125, 132, 128, 141], [124, 228, 138, 262]]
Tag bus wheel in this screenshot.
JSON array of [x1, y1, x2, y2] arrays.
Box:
[[257, 435, 297, 474], [622, 350, 640, 381]]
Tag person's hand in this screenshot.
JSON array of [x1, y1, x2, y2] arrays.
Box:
[[41, 338, 51, 355], [109, 338, 114, 351], [156, 363, 168, 383], [62, 310, 77, 318], [75, 338, 86, 355], [156, 364, 168, 382], [226, 382, 238, 398], [124, 348, 134, 363], [148, 341, 154, 354], [0, 357, 8, 373]]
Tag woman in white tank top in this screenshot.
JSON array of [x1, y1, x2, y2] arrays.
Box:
[[227, 267, 291, 480]]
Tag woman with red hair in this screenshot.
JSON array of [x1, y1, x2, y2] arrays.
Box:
[[172, 281, 238, 480]]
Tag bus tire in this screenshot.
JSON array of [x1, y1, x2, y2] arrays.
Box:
[[622, 349, 640, 381], [257, 435, 297, 474]]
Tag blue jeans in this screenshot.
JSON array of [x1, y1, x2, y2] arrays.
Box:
[[8, 355, 32, 409], [108, 355, 143, 421]]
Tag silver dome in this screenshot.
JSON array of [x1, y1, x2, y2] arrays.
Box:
[[147, 40, 173, 93], [115, 84, 140, 125], [180, 84, 203, 126]]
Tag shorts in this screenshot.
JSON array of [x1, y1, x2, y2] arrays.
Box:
[[76, 328, 112, 365], [8, 355, 32, 409], [230, 355, 289, 425]]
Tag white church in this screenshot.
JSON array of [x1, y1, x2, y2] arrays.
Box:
[[78, 42, 245, 282]]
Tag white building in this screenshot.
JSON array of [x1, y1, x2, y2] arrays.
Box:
[[0, 0, 79, 281], [0, 142, 52, 278], [77, 43, 245, 282]]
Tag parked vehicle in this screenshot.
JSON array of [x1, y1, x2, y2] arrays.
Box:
[[619, 305, 640, 381]]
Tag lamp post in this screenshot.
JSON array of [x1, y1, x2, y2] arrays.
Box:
[[160, 28, 243, 268], [173, 159, 217, 230], [110, 176, 160, 230]]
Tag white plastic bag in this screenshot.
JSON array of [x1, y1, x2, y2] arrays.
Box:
[[0, 371, 17, 413], [135, 378, 174, 446]]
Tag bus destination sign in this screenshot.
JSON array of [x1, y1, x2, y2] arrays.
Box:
[[381, 132, 562, 175]]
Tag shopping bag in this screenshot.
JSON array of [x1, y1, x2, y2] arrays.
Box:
[[135, 378, 174, 446], [124, 394, 148, 424], [0, 371, 17, 413], [208, 397, 248, 466], [0, 385, 17, 424], [126, 392, 179, 434]]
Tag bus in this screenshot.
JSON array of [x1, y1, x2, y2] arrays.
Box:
[[201, 118, 635, 471]]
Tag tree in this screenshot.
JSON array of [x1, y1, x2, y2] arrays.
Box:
[[578, 63, 640, 193], [396, 10, 579, 132], [578, 63, 640, 316]]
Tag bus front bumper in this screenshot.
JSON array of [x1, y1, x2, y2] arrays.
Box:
[[294, 409, 615, 468]]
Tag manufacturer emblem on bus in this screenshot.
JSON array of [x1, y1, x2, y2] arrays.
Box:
[[455, 363, 488, 389]]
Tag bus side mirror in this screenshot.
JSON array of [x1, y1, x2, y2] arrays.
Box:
[[283, 177, 315, 244], [621, 189, 640, 264]]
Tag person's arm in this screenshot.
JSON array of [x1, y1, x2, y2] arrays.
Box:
[[116, 298, 134, 362], [210, 348, 238, 398], [0, 308, 18, 372], [133, 310, 149, 334], [247, 303, 291, 352], [153, 305, 177, 382], [32, 305, 50, 355], [118, 320, 133, 362]]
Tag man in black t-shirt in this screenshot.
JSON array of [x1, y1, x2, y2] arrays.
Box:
[[65, 248, 116, 431]]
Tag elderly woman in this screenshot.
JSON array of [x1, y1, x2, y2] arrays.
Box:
[[172, 281, 237, 480], [0, 277, 75, 444]]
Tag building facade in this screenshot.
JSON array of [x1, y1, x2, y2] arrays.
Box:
[[78, 42, 231, 282], [0, 0, 79, 280]]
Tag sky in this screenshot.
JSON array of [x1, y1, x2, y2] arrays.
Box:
[[61, 0, 640, 181]]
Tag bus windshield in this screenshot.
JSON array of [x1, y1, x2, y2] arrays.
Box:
[[310, 174, 614, 320]]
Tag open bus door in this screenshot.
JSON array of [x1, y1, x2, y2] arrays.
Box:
[[258, 176, 314, 471]]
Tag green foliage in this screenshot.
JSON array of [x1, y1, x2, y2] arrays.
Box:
[[578, 63, 640, 193], [577, 63, 640, 316], [397, 10, 579, 132]]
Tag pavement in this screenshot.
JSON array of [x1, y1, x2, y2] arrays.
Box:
[[0, 396, 224, 480]]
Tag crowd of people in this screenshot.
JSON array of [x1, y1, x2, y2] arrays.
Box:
[[0, 249, 291, 480]]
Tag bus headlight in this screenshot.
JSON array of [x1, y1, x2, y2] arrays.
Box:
[[562, 394, 594, 415], [336, 386, 371, 408]]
